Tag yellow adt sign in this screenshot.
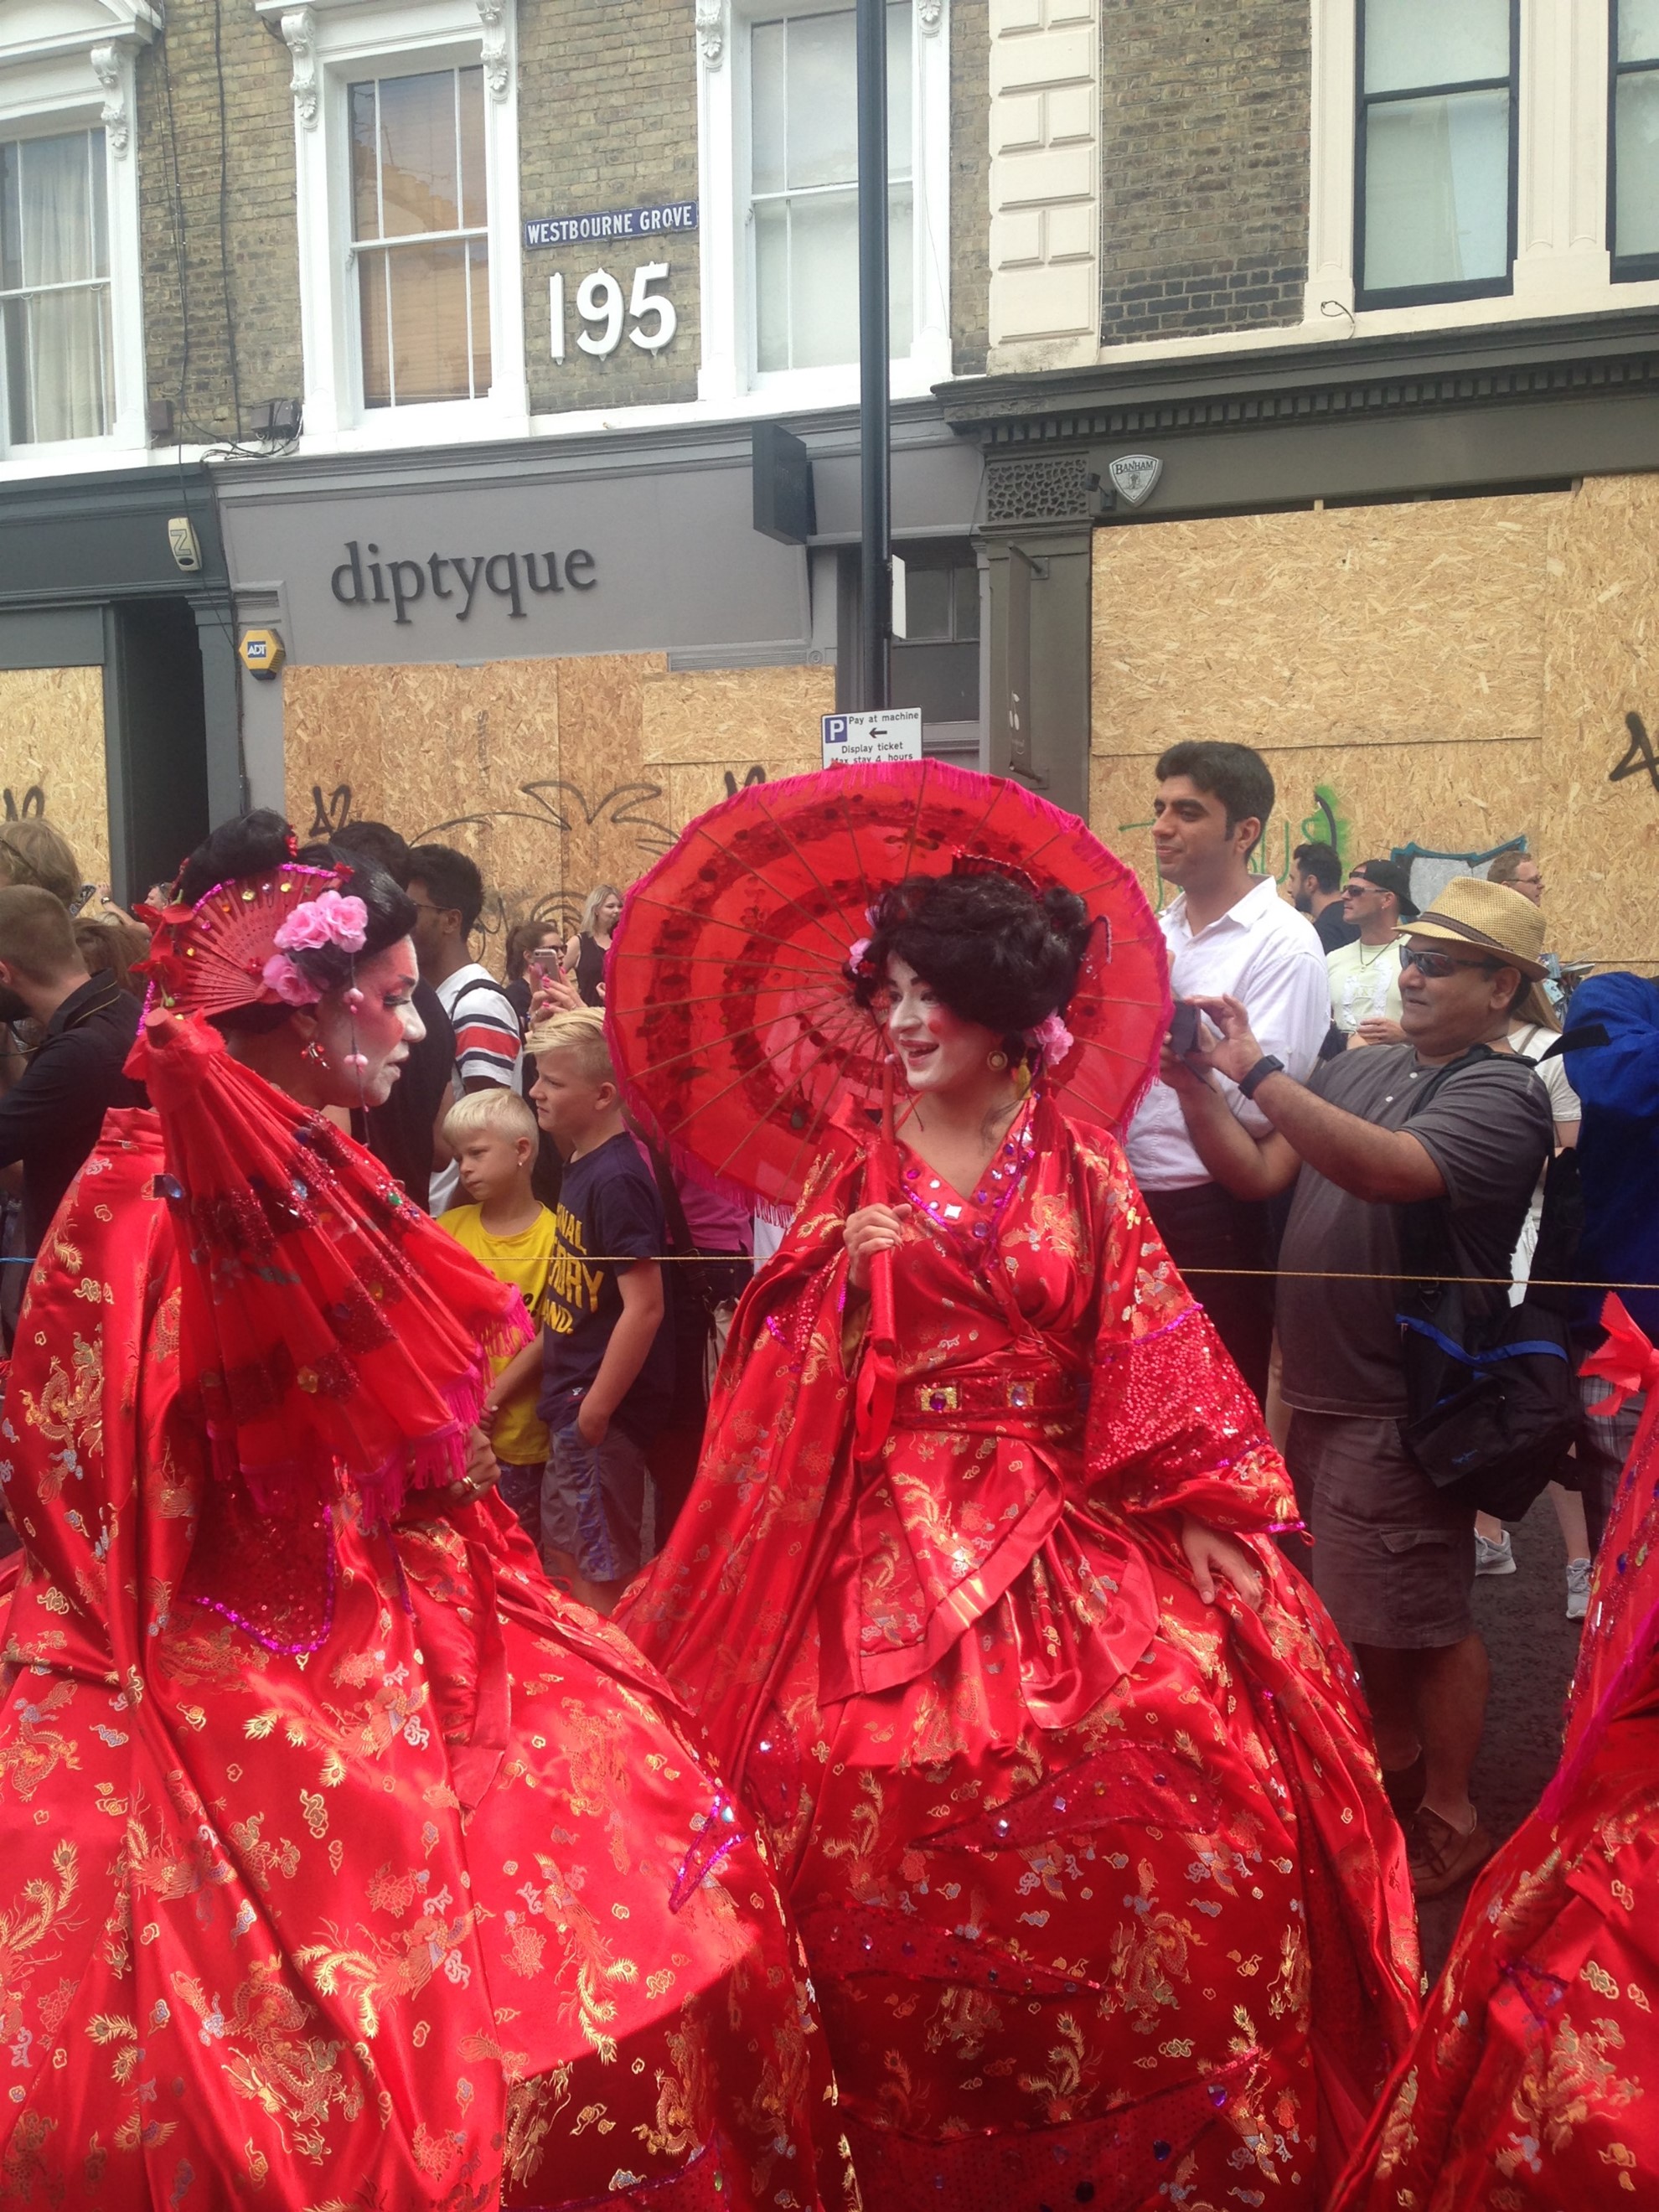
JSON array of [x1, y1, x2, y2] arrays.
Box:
[[238, 628, 287, 680]]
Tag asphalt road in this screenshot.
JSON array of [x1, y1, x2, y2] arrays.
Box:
[[1414, 1490, 1586, 1978]]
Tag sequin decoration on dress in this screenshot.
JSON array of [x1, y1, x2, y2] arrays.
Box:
[[620, 1091, 1421, 2210], [0, 1025, 857, 2210]]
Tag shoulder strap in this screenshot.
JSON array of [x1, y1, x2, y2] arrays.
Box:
[[447, 974, 510, 1015], [1541, 1021, 1608, 1062], [447, 974, 523, 1046], [622, 1110, 696, 1258], [1398, 1041, 1496, 1124], [1397, 1044, 1496, 1289]]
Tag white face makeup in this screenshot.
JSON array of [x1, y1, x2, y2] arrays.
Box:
[[881, 956, 1004, 1097], [311, 937, 424, 1108]]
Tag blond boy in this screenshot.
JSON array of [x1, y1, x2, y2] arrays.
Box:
[[437, 1087, 556, 1548]]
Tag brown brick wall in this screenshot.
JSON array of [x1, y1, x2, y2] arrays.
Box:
[[950, 0, 990, 376], [518, 0, 701, 414], [135, 10, 302, 441], [1098, 0, 1309, 346]]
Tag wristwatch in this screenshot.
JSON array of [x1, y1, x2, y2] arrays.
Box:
[[1237, 1054, 1285, 1101]]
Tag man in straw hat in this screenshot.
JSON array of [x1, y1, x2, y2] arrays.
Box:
[[1157, 875, 1555, 1902]]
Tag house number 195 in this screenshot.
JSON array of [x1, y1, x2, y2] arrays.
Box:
[[550, 265, 678, 360]]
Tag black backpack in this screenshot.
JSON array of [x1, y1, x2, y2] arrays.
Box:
[[1393, 1047, 1579, 1520]]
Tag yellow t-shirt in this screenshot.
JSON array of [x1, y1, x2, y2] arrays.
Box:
[[437, 1202, 557, 1466]]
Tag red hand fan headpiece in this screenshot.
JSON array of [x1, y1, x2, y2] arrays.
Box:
[[138, 863, 365, 1018]]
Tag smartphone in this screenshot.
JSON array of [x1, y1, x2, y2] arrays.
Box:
[[1168, 1003, 1202, 1057]]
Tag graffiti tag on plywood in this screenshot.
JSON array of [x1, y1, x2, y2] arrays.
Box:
[[1389, 839, 1525, 913], [420, 780, 672, 849], [299, 767, 772, 955], [308, 784, 353, 838], [1611, 712, 1659, 798]]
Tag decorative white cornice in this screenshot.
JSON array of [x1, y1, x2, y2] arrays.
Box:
[[919, 0, 944, 32], [476, 0, 509, 98], [282, 8, 318, 128], [0, 3, 159, 79], [695, 0, 726, 68], [89, 43, 128, 155]]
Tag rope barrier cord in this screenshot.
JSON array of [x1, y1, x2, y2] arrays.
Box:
[[1129, 1267, 1659, 1293], [416, 1253, 1659, 1294], [0, 1255, 1648, 1289]]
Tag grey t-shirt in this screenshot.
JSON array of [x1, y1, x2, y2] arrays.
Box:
[[1277, 1045, 1553, 1417]]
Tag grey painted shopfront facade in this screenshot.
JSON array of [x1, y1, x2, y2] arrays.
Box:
[[0, 468, 238, 903]]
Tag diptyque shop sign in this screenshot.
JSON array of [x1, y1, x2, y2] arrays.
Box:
[[330, 540, 597, 627]]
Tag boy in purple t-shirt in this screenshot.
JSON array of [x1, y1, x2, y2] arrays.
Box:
[[527, 1008, 672, 1612]]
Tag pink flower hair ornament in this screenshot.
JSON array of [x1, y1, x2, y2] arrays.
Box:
[[261, 954, 324, 1007], [273, 889, 369, 955], [1026, 1010, 1074, 1062]]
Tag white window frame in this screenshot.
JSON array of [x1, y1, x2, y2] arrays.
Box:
[[0, 3, 154, 470], [696, 0, 951, 409], [261, 0, 526, 447], [1306, 0, 1659, 338]]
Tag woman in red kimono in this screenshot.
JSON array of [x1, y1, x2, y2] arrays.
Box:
[[0, 814, 850, 2212], [620, 866, 1419, 2209], [1332, 1303, 1659, 2211]]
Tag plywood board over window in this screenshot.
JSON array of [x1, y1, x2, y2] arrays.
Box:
[[0, 665, 109, 883], [283, 653, 828, 964], [1089, 481, 1659, 972]]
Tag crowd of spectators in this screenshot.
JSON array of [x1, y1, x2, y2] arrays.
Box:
[[0, 781, 1650, 1925], [1133, 736, 1654, 1904]]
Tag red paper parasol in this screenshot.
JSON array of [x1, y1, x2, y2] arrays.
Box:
[[606, 759, 1171, 1215]]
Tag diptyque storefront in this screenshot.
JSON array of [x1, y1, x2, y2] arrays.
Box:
[[213, 406, 987, 948]]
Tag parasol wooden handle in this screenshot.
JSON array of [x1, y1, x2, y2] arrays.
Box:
[[854, 1061, 900, 1464]]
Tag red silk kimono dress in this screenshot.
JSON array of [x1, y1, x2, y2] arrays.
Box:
[[620, 1095, 1420, 2209], [0, 1103, 852, 2211], [1332, 1308, 1659, 2212]]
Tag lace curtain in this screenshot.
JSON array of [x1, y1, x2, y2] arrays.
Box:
[[1, 128, 113, 445]]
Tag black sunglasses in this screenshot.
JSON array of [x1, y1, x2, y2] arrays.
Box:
[[1398, 946, 1505, 979]]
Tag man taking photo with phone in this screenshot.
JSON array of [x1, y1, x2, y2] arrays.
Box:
[[1160, 876, 1554, 1899], [1124, 742, 1330, 1402]]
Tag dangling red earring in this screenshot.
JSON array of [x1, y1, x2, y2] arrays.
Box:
[[302, 1038, 328, 1067]]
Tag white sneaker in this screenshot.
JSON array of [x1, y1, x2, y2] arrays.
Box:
[[1566, 1556, 1591, 1621], [1475, 1530, 1516, 1577]]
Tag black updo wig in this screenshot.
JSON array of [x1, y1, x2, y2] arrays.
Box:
[[174, 809, 418, 1030], [850, 869, 1091, 1041]]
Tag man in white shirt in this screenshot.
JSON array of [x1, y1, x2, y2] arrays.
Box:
[[1125, 742, 1329, 1399], [1326, 857, 1416, 1046]]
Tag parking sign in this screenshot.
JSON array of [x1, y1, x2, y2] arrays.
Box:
[[820, 709, 923, 767]]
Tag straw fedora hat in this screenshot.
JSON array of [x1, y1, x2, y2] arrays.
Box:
[[1399, 875, 1548, 979]]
